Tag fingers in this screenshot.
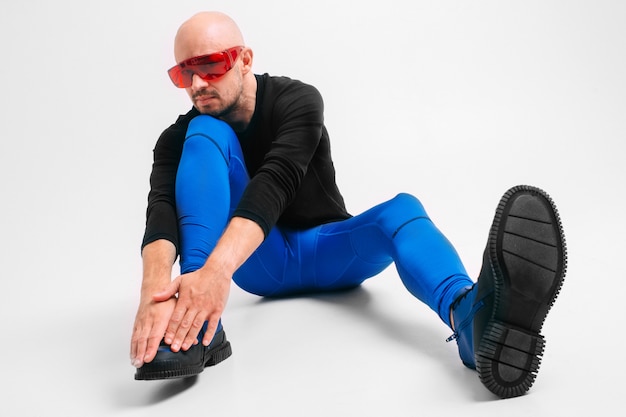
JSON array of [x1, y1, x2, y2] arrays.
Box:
[[157, 271, 230, 353], [165, 308, 195, 351], [202, 315, 221, 347], [165, 308, 208, 352], [131, 326, 154, 368], [130, 297, 176, 368], [130, 328, 146, 368], [164, 308, 222, 352], [163, 306, 184, 346], [179, 314, 207, 351], [143, 333, 163, 363], [131, 323, 165, 368]]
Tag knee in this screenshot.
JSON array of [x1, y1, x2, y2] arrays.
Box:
[[183, 116, 239, 163], [187, 115, 237, 141], [370, 193, 430, 238], [186, 115, 238, 155], [389, 193, 429, 219]]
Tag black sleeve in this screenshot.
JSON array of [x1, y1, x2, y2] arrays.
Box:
[[140, 115, 189, 253], [232, 82, 325, 236]]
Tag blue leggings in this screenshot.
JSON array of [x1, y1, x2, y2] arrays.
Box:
[[176, 115, 473, 327]]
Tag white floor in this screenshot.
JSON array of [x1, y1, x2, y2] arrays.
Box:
[[2, 1, 624, 416]]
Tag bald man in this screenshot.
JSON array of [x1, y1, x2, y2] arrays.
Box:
[[130, 11, 567, 399]]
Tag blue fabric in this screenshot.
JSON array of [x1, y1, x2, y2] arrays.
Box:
[[176, 115, 473, 327]]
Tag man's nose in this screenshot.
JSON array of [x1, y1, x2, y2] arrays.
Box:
[[190, 73, 209, 91]]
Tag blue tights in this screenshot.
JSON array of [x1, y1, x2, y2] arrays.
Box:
[[176, 115, 473, 328]]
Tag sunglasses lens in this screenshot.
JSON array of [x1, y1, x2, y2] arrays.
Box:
[[193, 58, 229, 82], [168, 47, 242, 88], [167, 66, 186, 88]]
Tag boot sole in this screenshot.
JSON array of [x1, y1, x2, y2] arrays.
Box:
[[135, 330, 233, 381], [475, 185, 567, 398]]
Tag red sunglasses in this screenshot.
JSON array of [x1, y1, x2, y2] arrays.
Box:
[[167, 46, 244, 88]]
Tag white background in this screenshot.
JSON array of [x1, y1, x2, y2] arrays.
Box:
[[1, 0, 624, 415]]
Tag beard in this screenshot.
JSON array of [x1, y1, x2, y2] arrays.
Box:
[[192, 72, 244, 119], [193, 90, 234, 117]]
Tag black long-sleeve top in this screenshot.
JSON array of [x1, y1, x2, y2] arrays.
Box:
[[142, 73, 351, 253]]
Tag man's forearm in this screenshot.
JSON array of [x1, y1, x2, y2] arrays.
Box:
[[140, 239, 177, 296], [141, 217, 263, 292], [200, 216, 265, 278]]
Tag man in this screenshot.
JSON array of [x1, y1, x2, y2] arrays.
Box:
[[130, 11, 567, 399]]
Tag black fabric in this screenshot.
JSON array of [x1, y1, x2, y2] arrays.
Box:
[[142, 73, 351, 252]]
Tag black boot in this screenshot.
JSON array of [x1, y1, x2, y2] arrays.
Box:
[[135, 321, 232, 381], [449, 185, 567, 398]]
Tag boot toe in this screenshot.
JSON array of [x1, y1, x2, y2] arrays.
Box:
[[135, 327, 232, 381]]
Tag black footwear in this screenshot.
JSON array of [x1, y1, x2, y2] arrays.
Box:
[[135, 322, 232, 381], [449, 185, 567, 398]]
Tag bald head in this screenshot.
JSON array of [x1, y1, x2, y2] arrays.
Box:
[[171, 12, 256, 128], [174, 11, 245, 63]]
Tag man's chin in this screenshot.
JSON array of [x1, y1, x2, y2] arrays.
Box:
[[195, 105, 220, 117]]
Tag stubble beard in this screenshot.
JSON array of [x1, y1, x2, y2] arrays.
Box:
[[193, 74, 245, 120]]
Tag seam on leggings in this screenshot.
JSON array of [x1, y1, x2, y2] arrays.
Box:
[[392, 216, 429, 239], [186, 133, 228, 165]]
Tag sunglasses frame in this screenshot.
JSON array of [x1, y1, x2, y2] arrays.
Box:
[[168, 46, 244, 88]]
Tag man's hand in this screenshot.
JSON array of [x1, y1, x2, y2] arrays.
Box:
[[130, 218, 263, 367], [130, 295, 176, 368], [153, 265, 231, 352], [130, 239, 177, 368], [150, 217, 264, 355]]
